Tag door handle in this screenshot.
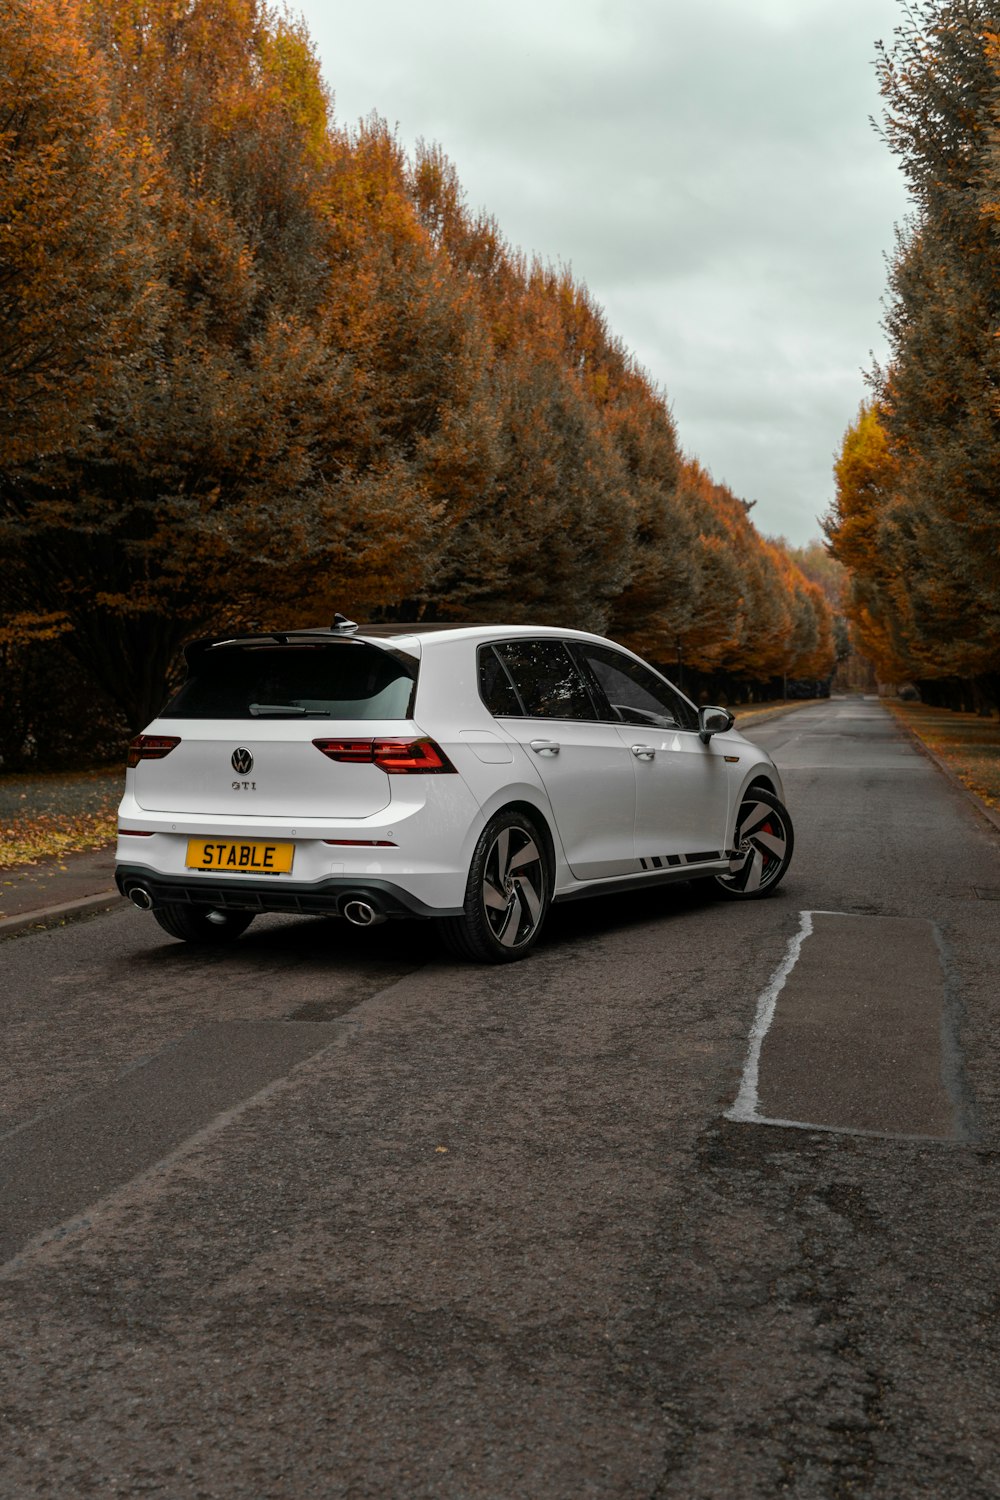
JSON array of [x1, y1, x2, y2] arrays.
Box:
[[631, 744, 656, 760], [529, 739, 560, 756]]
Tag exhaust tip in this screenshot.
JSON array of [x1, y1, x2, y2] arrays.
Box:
[[341, 897, 386, 928], [129, 885, 154, 911]]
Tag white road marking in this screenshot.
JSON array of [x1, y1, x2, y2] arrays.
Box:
[[725, 910, 849, 1124], [725, 908, 963, 1141]]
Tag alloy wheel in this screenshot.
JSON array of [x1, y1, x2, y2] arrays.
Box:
[[481, 825, 546, 948], [715, 793, 792, 896]]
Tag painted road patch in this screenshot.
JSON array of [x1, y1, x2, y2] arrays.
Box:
[[728, 911, 965, 1141]]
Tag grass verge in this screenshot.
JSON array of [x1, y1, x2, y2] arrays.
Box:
[[732, 698, 825, 728], [0, 767, 121, 868], [887, 701, 1000, 812]]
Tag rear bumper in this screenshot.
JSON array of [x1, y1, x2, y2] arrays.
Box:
[[114, 863, 463, 920]]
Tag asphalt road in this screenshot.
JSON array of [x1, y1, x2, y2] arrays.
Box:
[[1, 697, 999, 1498]]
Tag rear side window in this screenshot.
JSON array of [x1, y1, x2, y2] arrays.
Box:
[[478, 646, 523, 716], [161, 644, 417, 719], [491, 640, 597, 720]]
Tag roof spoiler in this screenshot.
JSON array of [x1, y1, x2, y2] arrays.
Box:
[[182, 631, 289, 667]]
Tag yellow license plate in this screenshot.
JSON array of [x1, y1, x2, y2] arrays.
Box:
[[186, 839, 294, 874]]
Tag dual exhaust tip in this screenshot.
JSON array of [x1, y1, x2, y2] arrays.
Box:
[[340, 897, 387, 928], [127, 883, 386, 926]]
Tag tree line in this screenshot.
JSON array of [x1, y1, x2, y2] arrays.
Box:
[[826, 0, 1000, 714], [0, 0, 835, 766]]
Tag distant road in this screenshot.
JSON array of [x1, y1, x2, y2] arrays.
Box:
[[2, 696, 999, 1497]]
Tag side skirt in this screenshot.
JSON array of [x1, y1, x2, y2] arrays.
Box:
[[552, 858, 733, 905]]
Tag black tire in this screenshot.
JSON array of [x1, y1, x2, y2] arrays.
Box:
[[440, 810, 550, 963], [713, 787, 794, 899], [152, 905, 255, 944]]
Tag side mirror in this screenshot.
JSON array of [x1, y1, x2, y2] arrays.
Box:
[[699, 705, 735, 743]]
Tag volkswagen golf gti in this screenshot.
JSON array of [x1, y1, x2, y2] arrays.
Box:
[[115, 619, 794, 962]]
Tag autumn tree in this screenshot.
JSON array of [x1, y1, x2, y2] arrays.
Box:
[[852, 0, 1000, 703], [3, 1, 446, 727], [787, 540, 850, 670], [2, 6, 837, 746], [430, 301, 634, 628], [825, 402, 915, 682], [0, 0, 157, 465], [669, 461, 835, 697], [539, 267, 691, 656], [0, 0, 163, 739], [410, 145, 698, 636], [787, 539, 844, 609], [407, 146, 635, 627], [318, 119, 501, 621], [671, 461, 749, 677]]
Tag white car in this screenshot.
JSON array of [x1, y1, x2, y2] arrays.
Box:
[[115, 619, 794, 962]]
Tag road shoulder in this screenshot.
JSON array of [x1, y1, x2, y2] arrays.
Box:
[[0, 848, 120, 937], [886, 701, 1000, 836]]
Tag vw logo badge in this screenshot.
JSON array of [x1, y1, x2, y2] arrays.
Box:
[[231, 747, 254, 774]]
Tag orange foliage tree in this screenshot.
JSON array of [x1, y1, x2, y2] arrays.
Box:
[[1, 1, 835, 747], [0, 0, 157, 468], [827, 1, 1000, 708], [825, 403, 914, 682]]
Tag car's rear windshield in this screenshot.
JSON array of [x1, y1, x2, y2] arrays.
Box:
[[161, 643, 417, 720]]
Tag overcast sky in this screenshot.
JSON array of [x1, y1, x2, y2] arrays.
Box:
[[294, 0, 911, 547]]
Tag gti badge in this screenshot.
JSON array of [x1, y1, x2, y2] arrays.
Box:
[[231, 747, 254, 774]]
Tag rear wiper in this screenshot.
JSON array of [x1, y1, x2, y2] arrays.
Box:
[[249, 703, 306, 716]]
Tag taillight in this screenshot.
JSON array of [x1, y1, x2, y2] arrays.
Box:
[[127, 734, 180, 768], [311, 739, 378, 763], [312, 737, 455, 773], [373, 738, 455, 773]]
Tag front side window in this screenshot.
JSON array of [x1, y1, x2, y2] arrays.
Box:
[[161, 643, 417, 719], [491, 640, 597, 720], [575, 644, 698, 732]]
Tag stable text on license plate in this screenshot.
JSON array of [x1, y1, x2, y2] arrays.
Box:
[[186, 838, 294, 874]]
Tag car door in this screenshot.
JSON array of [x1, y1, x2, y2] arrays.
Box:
[[482, 639, 637, 880], [571, 642, 733, 862]]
